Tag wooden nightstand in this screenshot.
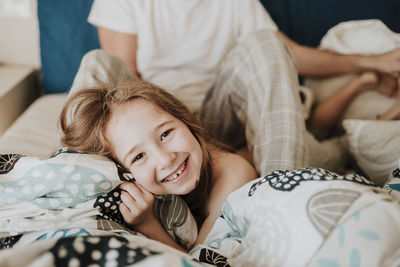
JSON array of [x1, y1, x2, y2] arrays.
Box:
[[0, 64, 40, 135]]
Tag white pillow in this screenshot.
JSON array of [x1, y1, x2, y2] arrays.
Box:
[[343, 119, 400, 186]]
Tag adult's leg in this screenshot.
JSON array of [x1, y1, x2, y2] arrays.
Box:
[[61, 49, 137, 135], [201, 29, 309, 175], [69, 49, 137, 96]]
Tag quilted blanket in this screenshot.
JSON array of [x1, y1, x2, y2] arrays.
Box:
[[1, 151, 400, 266], [0, 150, 199, 266], [190, 168, 400, 267]]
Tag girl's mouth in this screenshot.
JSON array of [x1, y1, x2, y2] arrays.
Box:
[[162, 157, 188, 183]]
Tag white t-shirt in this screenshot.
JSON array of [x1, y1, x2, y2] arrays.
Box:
[[88, 0, 277, 111]]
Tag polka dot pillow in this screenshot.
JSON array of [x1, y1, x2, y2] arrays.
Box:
[[0, 150, 123, 209]]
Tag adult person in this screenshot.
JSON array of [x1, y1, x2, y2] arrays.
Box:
[[86, 0, 400, 175]]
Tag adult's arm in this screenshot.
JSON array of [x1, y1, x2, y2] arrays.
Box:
[[97, 26, 141, 78], [278, 31, 400, 78]]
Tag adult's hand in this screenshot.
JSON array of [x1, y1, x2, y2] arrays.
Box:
[[372, 48, 400, 75]]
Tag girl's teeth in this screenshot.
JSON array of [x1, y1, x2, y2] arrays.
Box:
[[165, 160, 186, 182]]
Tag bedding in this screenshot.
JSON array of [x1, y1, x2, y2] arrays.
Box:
[[0, 93, 67, 159], [0, 150, 197, 251], [2, 156, 400, 266], [343, 120, 400, 186], [384, 160, 400, 201], [190, 168, 400, 266]]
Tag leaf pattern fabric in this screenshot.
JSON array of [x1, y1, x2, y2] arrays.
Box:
[[191, 168, 400, 267]]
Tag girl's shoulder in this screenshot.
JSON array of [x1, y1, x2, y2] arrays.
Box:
[[209, 148, 257, 187]]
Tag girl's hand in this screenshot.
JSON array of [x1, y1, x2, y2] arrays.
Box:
[[119, 182, 155, 228]]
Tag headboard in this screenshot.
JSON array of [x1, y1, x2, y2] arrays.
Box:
[[37, 0, 99, 94], [37, 0, 400, 94]]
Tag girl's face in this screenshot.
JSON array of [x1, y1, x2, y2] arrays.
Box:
[[106, 98, 203, 195]]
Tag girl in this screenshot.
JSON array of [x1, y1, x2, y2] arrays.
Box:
[[59, 79, 257, 253]]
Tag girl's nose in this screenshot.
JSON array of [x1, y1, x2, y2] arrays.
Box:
[[153, 145, 176, 169]]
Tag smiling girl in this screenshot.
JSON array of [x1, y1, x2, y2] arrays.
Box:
[[59, 80, 257, 252]]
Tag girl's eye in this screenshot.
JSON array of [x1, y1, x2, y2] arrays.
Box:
[[132, 153, 144, 164], [161, 129, 172, 141]]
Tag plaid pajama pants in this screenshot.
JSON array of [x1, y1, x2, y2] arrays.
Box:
[[201, 29, 309, 174]]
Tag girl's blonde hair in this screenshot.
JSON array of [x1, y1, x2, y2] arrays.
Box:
[[59, 80, 212, 225]]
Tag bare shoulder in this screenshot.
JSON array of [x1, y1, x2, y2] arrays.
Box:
[[197, 148, 258, 244], [204, 148, 257, 220], [210, 148, 258, 191]]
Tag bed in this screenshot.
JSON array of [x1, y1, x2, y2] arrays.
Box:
[[1, 0, 400, 266]]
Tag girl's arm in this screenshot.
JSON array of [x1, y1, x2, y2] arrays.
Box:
[[119, 182, 187, 253], [278, 32, 400, 77], [97, 26, 141, 78], [194, 151, 257, 246]]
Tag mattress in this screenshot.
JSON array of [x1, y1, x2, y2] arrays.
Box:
[[0, 93, 67, 159]]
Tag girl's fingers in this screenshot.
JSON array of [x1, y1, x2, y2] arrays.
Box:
[[119, 202, 133, 220], [119, 182, 154, 209], [120, 190, 137, 209], [119, 202, 140, 224], [119, 202, 129, 215], [120, 182, 143, 198]]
